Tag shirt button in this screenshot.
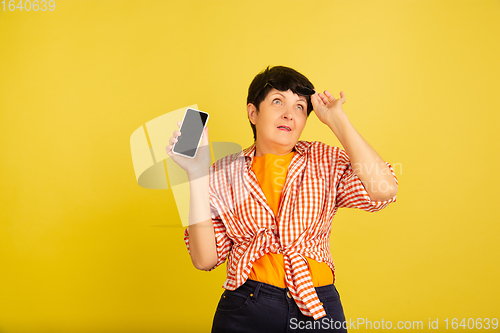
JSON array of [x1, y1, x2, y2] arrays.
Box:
[[270, 225, 276, 230], [287, 291, 292, 298]]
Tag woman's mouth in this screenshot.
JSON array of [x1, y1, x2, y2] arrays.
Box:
[[277, 126, 291, 132]]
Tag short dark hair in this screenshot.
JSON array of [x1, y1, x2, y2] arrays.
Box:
[[247, 66, 315, 141]]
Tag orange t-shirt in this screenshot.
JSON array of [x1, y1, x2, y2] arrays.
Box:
[[248, 150, 333, 287]]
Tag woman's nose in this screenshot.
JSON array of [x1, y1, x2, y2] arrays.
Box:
[[282, 108, 293, 120]]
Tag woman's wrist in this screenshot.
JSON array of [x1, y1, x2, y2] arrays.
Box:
[[187, 167, 210, 180]]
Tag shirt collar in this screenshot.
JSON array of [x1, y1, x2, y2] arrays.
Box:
[[231, 140, 313, 162]]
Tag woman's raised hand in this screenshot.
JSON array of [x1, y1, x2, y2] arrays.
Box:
[[166, 120, 211, 179], [311, 90, 347, 126]]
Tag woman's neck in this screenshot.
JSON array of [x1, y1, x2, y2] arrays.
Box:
[[254, 142, 294, 157]]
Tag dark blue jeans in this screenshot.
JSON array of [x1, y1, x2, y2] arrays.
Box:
[[211, 279, 348, 333]]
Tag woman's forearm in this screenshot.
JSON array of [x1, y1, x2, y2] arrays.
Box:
[[186, 173, 217, 270], [327, 112, 398, 201]]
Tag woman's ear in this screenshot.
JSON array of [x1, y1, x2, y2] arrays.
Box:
[[247, 103, 257, 125]]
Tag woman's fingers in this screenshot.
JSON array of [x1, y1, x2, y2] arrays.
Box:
[[169, 130, 181, 147], [321, 90, 346, 105], [340, 91, 346, 103], [166, 144, 173, 155], [311, 93, 319, 107], [169, 137, 176, 146], [166, 121, 182, 155], [324, 90, 346, 103], [318, 93, 330, 105], [323, 90, 336, 102], [312, 93, 325, 106]]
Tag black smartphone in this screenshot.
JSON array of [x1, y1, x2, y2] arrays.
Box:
[[172, 108, 209, 159]]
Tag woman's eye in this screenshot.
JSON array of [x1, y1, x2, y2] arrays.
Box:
[[297, 104, 306, 111], [272, 99, 282, 105]]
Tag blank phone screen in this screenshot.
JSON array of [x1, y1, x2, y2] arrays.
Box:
[[173, 109, 209, 158]]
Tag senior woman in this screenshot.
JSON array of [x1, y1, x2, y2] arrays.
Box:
[[166, 66, 398, 332]]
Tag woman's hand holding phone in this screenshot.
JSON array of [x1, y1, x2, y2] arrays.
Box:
[[168, 120, 216, 269], [166, 120, 211, 179]]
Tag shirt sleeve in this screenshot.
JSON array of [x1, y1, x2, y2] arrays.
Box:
[[335, 148, 398, 212], [183, 191, 233, 272]]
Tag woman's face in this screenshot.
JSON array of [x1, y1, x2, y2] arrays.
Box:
[[248, 88, 308, 155]]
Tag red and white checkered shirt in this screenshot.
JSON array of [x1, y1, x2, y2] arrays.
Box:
[[184, 140, 398, 320]]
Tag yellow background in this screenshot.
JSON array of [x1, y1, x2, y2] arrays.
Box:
[[1, 0, 499, 332]]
